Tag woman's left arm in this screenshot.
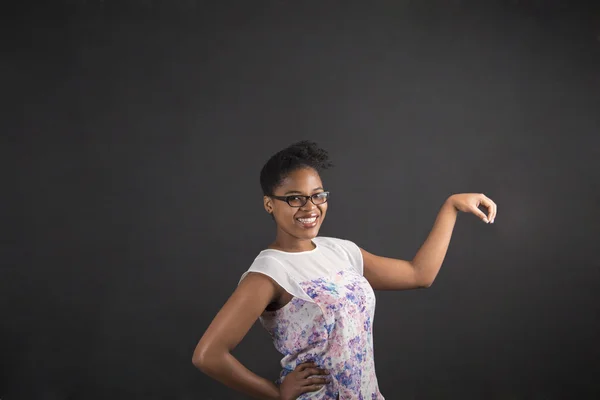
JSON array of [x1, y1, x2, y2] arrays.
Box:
[[361, 193, 497, 291]]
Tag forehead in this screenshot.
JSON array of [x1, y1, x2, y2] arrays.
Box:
[[277, 168, 323, 192]]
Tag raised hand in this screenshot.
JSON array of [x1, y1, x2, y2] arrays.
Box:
[[449, 193, 497, 224]]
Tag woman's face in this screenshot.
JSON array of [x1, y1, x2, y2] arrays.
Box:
[[264, 167, 328, 243]]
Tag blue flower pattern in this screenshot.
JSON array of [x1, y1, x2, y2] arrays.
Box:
[[259, 268, 384, 399]]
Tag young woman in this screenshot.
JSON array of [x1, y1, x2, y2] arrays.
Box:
[[192, 141, 497, 399]]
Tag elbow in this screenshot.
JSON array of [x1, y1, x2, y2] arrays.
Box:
[[192, 346, 213, 372], [412, 268, 434, 289], [417, 278, 434, 289], [192, 345, 226, 374], [192, 349, 206, 370], [192, 333, 230, 373]]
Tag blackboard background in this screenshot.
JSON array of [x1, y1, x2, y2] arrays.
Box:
[[3, 1, 600, 398]]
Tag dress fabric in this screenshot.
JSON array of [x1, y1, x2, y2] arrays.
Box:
[[239, 236, 385, 399]]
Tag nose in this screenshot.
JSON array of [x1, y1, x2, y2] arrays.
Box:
[[300, 199, 317, 211]]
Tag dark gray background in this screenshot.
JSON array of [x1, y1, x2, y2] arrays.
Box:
[[3, 1, 599, 399]]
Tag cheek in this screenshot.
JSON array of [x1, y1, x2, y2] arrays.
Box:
[[274, 207, 296, 221]]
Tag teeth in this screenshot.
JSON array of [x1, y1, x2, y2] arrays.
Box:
[[298, 217, 317, 223]]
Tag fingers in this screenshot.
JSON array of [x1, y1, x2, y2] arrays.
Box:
[[479, 194, 497, 223], [301, 367, 329, 379], [473, 205, 489, 223], [304, 376, 330, 385], [300, 383, 327, 393], [297, 362, 317, 371], [291, 364, 331, 395]]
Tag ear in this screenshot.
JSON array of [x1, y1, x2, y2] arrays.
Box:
[[263, 196, 273, 214]]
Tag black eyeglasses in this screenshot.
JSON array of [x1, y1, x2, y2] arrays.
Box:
[[270, 191, 330, 207]]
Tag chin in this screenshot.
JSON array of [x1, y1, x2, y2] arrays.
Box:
[[297, 227, 321, 239]]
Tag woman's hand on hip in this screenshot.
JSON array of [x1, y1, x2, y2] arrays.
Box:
[[278, 362, 331, 400]]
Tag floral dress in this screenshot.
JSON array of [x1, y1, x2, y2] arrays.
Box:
[[239, 236, 385, 399]]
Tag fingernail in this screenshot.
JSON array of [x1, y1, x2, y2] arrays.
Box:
[[484, 218, 489, 223]]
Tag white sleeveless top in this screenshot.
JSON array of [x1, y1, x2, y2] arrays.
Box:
[[239, 236, 384, 399]]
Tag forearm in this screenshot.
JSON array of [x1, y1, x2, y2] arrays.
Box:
[[411, 197, 458, 286], [195, 351, 280, 400]]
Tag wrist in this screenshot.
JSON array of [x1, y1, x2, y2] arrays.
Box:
[[444, 195, 458, 212], [271, 385, 282, 400]]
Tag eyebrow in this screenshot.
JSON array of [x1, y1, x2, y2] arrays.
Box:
[[283, 187, 324, 195]]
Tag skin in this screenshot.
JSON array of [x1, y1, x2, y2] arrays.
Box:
[[192, 167, 498, 400], [264, 167, 328, 253]]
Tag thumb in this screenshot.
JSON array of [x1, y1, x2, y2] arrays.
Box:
[[472, 207, 489, 223]]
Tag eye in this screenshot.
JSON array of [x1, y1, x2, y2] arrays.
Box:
[[311, 192, 329, 205], [287, 195, 305, 206], [313, 192, 328, 200]]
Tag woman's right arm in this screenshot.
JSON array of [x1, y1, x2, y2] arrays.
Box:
[[192, 272, 282, 400]]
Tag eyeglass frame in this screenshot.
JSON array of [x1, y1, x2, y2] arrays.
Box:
[[269, 191, 330, 207]]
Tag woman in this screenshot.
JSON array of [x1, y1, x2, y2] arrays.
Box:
[[192, 141, 497, 399]]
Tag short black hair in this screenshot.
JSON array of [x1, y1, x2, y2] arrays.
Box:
[[260, 140, 333, 196]]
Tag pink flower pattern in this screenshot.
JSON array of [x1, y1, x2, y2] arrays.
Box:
[[259, 268, 384, 399]]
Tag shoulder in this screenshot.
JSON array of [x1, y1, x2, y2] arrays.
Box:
[[238, 255, 288, 299], [239, 254, 286, 284], [238, 253, 289, 288], [314, 236, 361, 253], [315, 236, 364, 274]]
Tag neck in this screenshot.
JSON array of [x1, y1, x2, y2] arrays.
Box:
[[270, 230, 316, 252]]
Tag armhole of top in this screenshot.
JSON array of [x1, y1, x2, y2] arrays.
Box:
[[239, 256, 314, 303], [352, 241, 364, 276]]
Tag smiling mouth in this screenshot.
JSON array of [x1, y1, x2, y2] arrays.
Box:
[[297, 216, 317, 223], [295, 215, 319, 228]]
